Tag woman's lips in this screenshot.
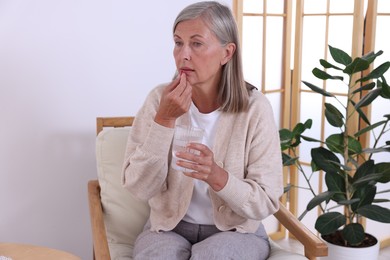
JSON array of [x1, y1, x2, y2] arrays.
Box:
[[180, 68, 194, 75]]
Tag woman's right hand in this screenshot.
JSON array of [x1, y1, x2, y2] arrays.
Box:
[[154, 73, 192, 128]]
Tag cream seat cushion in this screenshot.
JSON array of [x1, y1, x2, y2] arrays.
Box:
[[96, 127, 307, 260]]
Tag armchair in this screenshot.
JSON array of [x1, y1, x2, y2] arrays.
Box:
[[88, 117, 327, 260]]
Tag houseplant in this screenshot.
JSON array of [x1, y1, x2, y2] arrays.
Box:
[[279, 45, 390, 255]]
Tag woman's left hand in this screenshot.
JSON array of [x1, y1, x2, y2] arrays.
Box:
[[175, 143, 228, 191]]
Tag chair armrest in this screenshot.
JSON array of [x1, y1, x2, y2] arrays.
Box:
[[88, 180, 111, 260], [274, 203, 328, 260]]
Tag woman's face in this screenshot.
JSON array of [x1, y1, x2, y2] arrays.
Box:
[[173, 17, 233, 89]]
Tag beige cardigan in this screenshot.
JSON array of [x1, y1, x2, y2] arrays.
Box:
[[122, 84, 283, 233]]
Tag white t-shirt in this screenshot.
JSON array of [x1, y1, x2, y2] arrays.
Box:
[[182, 102, 221, 225]]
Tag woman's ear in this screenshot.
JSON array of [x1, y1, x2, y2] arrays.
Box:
[[221, 43, 236, 65]]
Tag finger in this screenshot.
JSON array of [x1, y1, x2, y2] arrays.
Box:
[[176, 155, 211, 175], [181, 80, 192, 99], [176, 149, 201, 163], [189, 163, 210, 174], [173, 73, 189, 96], [165, 75, 181, 92], [177, 145, 212, 168], [183, 170, 209, 181], [186, 143, 211, 156]]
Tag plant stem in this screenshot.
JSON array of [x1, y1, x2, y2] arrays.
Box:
[[292, 148, 326, 213], [368, 120, 389, 160], [344, 75, 355, 225]]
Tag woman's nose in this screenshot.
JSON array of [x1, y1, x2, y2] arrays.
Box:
[[181, 45, 191, 61]]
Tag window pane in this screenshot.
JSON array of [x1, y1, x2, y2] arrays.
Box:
[[327, 16, 353, 54], [326, 16, 353, 94], [242, 16, 263, 88], [265, 92, 282, 129], [304, 0, 327, 14], [301, 16, 326, 90], [265, 17, 283, 90], [377, 0, 390, 12], [299, 92, 323, 162], [267, 0, 284, 14], [243, 0, 263, 13], [375, 16, 390, 72], [329, 0, 354, 13]]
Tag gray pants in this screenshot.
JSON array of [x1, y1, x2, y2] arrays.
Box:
[[133, 220, 270, 260]]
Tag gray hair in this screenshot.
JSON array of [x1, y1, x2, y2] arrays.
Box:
[[173, 1, 249, 113]]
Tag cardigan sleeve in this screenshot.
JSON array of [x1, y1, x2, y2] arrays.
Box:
[[121, 85, 175, 201]]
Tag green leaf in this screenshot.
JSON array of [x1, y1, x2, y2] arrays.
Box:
[[376, 163, 390, 183], [374, 198, 390, 203], [303, 118, 313, 129], [377, 188, 390, 194], [320, 59, 343, 70], [356, 204, 390, 223], [352, 82, 376, 94], [282, 152, 298, 166], [363, 147, 390, 153], [362, 50, 383, 62], [311, 160, 320, 172], [352, 185, 376, 211], [357, 61, 390, 83], [298, 209, 309, 221], [380, 77, 390, 99], [325, 134, 344, 154], [325, 172, 346, 202], [352, 173, 383, 187], [329, 45, 352, 66], [342, 223, 365, 245], [315, 212, 346, 235], [353, 160, 375, 181], [347, 50, 383, 77], [354, 120, 386, 137], [280, 120, 313, 149], [306, 191, 336, 211], [325, 133, 362, 155], [350, 99, 371, 126], [324, 103, 344, 127], [292, 119, 312, 136], [312, 67, 344, 81], [311, 147, 340, 173], [302, 81, 334, 97], [344, 57, 370, 75], [327, 160, 352, 172], [355, 88, 382, 109], [301, 135, 321, 142], [279, 129, 293, 150], [338, 198, 360, 205]]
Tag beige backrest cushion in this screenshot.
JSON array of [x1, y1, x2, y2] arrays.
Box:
[[96, 127, 150, 259]]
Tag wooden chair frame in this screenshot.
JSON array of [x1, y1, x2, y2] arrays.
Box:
[[88, 117, 328, 260]]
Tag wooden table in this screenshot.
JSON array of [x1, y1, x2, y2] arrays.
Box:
[[0, 243, 81, 260]]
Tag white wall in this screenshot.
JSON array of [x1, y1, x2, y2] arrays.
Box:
[[0, 0, 231, 259]]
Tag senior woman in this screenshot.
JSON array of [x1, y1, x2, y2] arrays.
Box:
[[122, 1, 283, 259]]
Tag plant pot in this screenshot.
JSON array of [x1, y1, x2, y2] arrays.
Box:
[[320, 232, 380, 260]]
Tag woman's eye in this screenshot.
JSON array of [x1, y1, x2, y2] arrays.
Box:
[[175, 41, 183, 47], [192, 42, 202, 47]]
